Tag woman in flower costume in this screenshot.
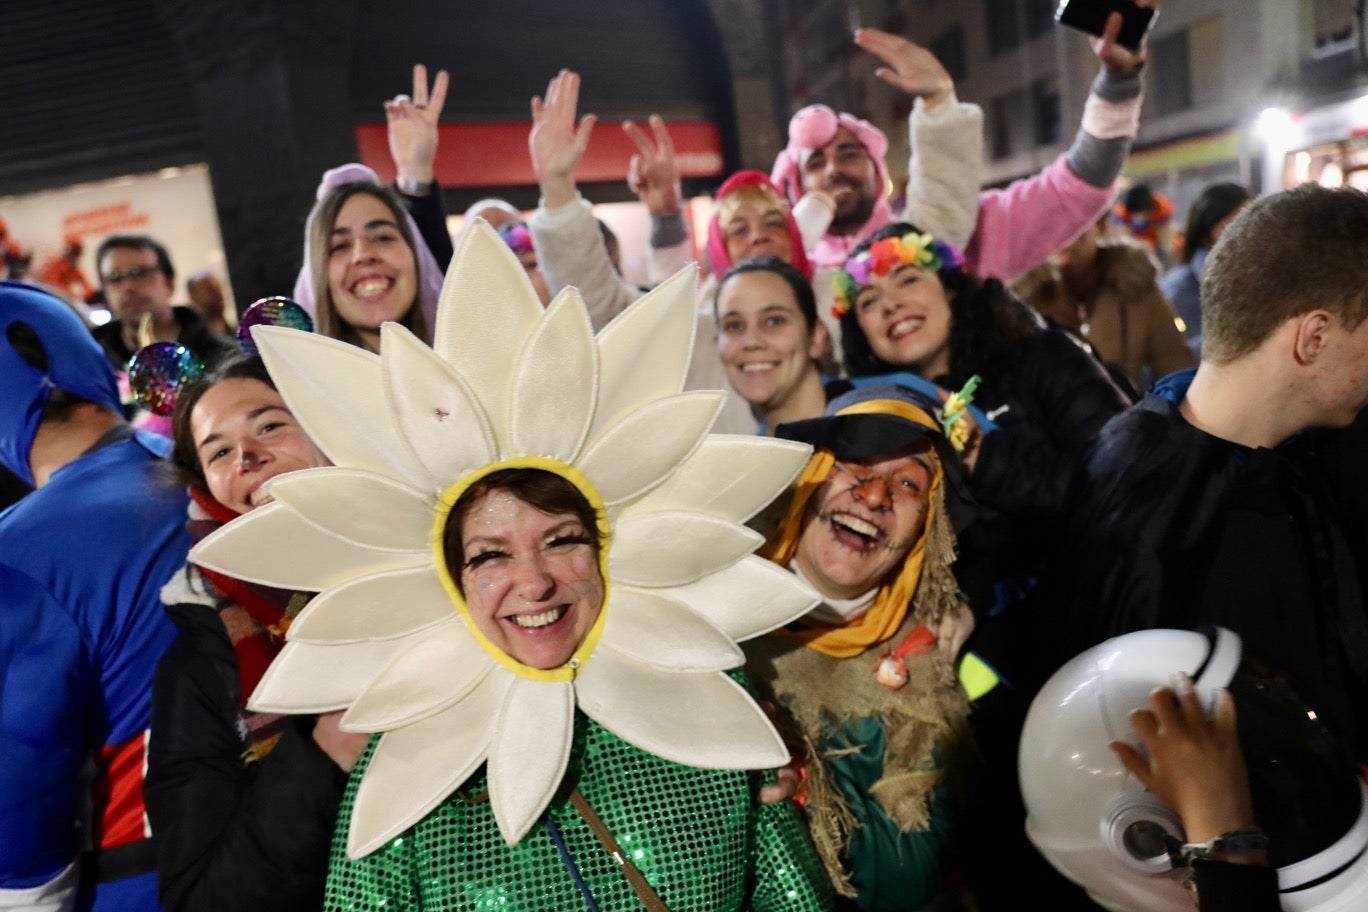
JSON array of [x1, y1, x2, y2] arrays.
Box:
[[745, 385, 975, 910], [189, 222, 834, 911]]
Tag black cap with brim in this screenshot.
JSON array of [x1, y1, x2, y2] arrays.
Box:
[[777, 382, 958, 467], [775, 382, 972, 526]]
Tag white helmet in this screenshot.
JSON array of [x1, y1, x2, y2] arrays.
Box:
[[1019, 626, 1368, 912]]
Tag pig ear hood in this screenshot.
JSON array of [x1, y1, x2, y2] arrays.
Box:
[[770, 103, 890, 205]]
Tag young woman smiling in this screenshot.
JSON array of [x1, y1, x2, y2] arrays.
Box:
[[837, 222, 1128, 526], [293, 66, 451, 352], [145, 356, 365, 912], [714, 257, 829, 434], [299, 177, 442, 352]]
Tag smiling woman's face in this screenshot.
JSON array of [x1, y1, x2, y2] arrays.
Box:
[[453, 485, 604, 670], [853, 265, 954, 378], [189, 378, 329, 514], [715, 269, 825, 410], [327, 192, 419, 335]]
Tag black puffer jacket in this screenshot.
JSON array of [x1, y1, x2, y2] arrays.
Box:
[[145, 584, 348, 912], [967, 326, 1129, 525]]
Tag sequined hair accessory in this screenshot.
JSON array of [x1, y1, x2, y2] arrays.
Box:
[[498, 221, 534, 256], [831, 230, 965, 318], [127, 297, 313, 416]]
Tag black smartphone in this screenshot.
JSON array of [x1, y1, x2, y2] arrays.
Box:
[[1054, 0, 1157, 52]]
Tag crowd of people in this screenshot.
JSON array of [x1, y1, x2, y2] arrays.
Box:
[[5, 2, 1368, 910]]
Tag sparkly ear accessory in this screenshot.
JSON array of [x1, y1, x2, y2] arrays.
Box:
[[939, 375, 981, 453], [831, 231, 966, 319], [126, 342, 205, 417], [190, 220, 821, 856], [237, 296, 313, 355], [497, 221, 534, 256], [126, 297, 313, 416]]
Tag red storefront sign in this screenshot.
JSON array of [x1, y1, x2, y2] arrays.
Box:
[[356, 120, 725, 188]]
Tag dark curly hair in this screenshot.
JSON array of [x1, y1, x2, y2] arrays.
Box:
[[839, 222, 1041, 388]]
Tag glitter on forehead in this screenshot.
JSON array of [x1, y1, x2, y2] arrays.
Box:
[[431, 456, 611, 684]]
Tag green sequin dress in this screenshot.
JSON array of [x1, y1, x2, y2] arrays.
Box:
[[323, 715, 833, 911]]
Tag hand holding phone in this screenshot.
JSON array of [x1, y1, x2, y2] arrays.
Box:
[[1055, 0, 1158, 53]]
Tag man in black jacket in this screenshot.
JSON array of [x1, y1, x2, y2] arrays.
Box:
[[92, 234, 237, 372], [1033, 183, 1368, 759]]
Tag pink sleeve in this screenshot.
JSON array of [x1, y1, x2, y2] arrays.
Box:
[[961, 153, 1114, 284]]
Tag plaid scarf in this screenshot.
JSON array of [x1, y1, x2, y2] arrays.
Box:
[[188, 488, 307, 763]]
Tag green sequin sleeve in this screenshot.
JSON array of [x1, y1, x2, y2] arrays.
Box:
[[749, 790, 835, 912], [322, 738, 420, 912]]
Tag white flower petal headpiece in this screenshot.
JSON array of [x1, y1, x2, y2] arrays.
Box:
[[190, 221, 818, 857]]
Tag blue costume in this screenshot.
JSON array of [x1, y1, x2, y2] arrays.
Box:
[[0, 282, 188, 911]]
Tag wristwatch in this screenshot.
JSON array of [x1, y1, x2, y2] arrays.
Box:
[[396, 177, 433, 197], [1174, 827, 1269, 866]]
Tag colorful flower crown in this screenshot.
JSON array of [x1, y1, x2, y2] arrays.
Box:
[[831, 231, 965, 318]]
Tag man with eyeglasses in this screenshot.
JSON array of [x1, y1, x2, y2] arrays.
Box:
[[91, 235, 235, 373]]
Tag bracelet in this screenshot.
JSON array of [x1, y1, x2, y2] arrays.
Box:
[[396, 177, 433, 197], [1171, 826, 1269, 867]]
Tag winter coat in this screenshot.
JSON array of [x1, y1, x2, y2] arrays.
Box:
[[1015, 240, 1195, 392]]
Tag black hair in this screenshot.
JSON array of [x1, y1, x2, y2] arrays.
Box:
[[714, 255, 819, 330], [94, 234, 175, 284], [1180, 182, 1252, 263], [1122, 184, 1155, 213], [839, 222, 1041, 387]]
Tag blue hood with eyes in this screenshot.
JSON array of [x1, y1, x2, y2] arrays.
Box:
[[0, 281, 122, 485]]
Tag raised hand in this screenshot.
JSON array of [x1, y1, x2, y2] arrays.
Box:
[[624, 115, 683, 217], [529, 69, 598, 209], [1090, 0, 1157, 76], [854, 27, 954, 109], [386, 63, 449, 187]]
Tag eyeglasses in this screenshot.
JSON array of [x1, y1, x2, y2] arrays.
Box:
[[104, 265, 162, 284]]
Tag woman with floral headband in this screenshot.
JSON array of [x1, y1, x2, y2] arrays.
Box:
[[834, 222, 1128, 532]]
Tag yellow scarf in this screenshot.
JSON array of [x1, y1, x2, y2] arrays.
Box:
[[761, 399, 944, 658]]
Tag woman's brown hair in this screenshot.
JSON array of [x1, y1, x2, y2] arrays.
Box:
[[305, 182, 429, 349], [443, 469, 602, 594]]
